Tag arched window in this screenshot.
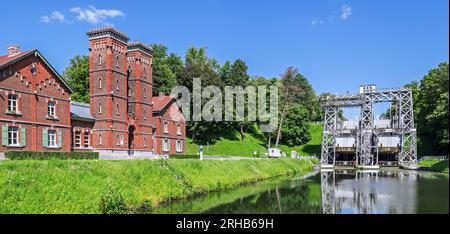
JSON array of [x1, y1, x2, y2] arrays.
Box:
[[116, 78, 120, 91], [116, 134, 120, 146], [98, 54, 103, 65], [98, 102, 102, 114], [143, 67, 147, 79], [98, 77, 102, 89], [99, 134, 103, 145], [115, 55, 120, 68], [143, 88, 147, 98], [143, 109, 147, 120], [116, 103, 120, 115]]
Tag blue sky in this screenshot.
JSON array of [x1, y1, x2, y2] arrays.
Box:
[[1, 0, 448, 95]]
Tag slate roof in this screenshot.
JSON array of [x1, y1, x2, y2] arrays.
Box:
[[70, 101, 95, 122]]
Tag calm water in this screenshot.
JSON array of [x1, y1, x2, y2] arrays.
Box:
[[147, 169, 449, 214]]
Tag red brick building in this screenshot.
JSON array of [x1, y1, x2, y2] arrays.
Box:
[[0, 46, 73, 154], [0, 27, 186, 158], [152, 93, 186, 155]]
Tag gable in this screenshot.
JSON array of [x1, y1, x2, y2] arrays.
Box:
[[0, 50, 73, 95]]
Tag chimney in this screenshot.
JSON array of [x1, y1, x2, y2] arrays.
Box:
[[159, 92, 165, 97], [7, 45, 20, 57]]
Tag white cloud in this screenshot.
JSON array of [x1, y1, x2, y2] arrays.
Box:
[[40, 11, 68, 23], [70, 6, 125, 24], [341, 4, 352, 20], [40, 16, 50, 23], [310, 4, 352, 28]]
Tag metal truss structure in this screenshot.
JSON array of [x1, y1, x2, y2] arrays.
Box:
[[320, 85, 417, 167]]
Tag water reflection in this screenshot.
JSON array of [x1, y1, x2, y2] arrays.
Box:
[[321, 170, 422, 214], [146, 170, 448, 214]]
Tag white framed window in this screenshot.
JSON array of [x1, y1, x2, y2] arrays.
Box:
[[116, 78, 120, 91], [99, 134, 103, 146], [84, 132, 90, 148], [176, 140, 183, 152], [8, 94, 18, 112], [163, 122, 168, 134], [48, 101, 56, 117], [75, 131, 81, 148], [98, 54, 103, 65], [48, 129, 57, 147], [116, 103, 120, 115], [162, 139, 170, 152], [177, 124, 181, 135], [116, 134, 120, 146], [99, 102, 102, 114], [8, 126, 19, 146], [99, 77, 102, 89]]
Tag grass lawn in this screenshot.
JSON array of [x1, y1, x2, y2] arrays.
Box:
[[419, 160, 449, 174], [0, 158, 317, 214], [186, 123, 323, 157]]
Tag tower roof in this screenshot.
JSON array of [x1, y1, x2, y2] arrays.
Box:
[[127, 41, 153, 56], [86, 27, 129, 44]]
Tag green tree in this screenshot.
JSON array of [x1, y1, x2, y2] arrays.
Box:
[[416, 62, 449, 155], [151, 44, 181, 95], [282, 105, 311, 146], [63, 55, 90, 103]]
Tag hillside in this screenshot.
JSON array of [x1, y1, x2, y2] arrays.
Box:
[[185, 123, 323, 157]]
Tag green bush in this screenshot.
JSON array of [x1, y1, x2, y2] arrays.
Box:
[[169, 154, 200, 159], [99, 181, 129, 214], [4, 151, 99, 160]]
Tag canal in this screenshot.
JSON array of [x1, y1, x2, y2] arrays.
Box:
[[147, 169, 449, 214]]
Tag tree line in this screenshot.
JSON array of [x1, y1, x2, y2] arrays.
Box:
[[62, 45, 448, 155], [63, 44, 321, 148]]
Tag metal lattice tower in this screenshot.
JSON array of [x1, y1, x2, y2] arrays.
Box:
[[320, 85, 417, 168]]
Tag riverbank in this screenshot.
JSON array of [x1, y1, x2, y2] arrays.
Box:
[[0, 158, 317, 214], [419, 160, 449, 174]]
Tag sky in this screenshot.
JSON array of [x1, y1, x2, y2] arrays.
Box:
[[1, 0, 448, 97]]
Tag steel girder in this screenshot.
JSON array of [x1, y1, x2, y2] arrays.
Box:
[[320, 87, 417, 167]]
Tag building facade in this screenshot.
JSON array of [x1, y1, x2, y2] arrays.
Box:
[[0, 27, 186, 158]]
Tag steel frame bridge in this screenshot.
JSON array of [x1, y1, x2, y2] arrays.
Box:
[[320, 85, 417, 168]]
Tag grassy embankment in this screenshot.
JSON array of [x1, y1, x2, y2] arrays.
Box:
[[419, 160, 449, 174], [186, 123, 323, 157], [0, 158, 317, 214]]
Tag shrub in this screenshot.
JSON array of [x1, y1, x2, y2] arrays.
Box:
[[4, 151, 99, 160], [169, 154, 200, 159], [99, 181, 129, 214]]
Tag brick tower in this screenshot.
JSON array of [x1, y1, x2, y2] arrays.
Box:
[[126, 41, 153, 154], [87, 27, 130, 155]]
